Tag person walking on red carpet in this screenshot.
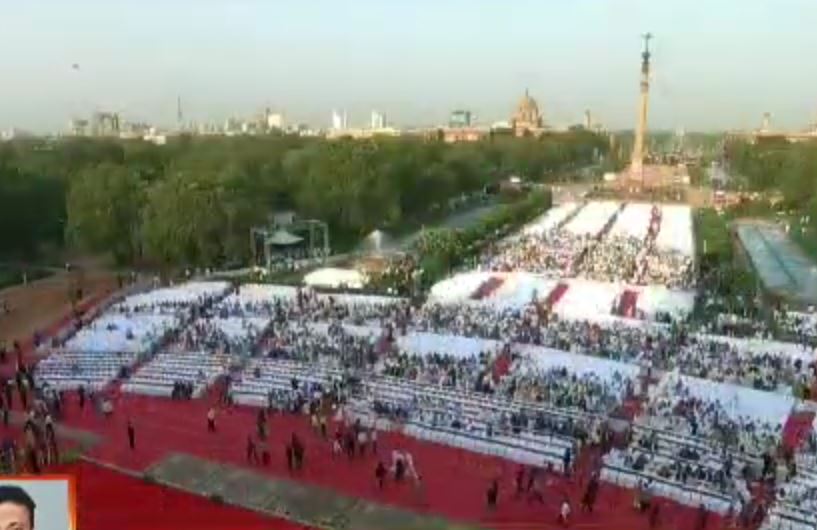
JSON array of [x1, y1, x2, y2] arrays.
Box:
[[127, 420, 135, 450], [375, 461, 386, 490], [332, 427, 343, 457], [0, 394, 8, 428], [485, 479, 499, 510], [369, 427, 378, 454], [207, 407, 216, 432], [2, 381, 11, 411], [580, 471, 599, 513], [246, 434, 258, 464], [559, 498, 572, 526], [291, 433, 304, 470], [695, 503, 708, 530], [514, 465, 525, 498], [285, 443, 294, 472]]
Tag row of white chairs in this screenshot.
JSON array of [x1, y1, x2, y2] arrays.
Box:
[[36, 352, 139, 391], [231, 358, 577, 468], [601, 465, 733, 514], [121, 352, 231, 398], [112, 281, 230, 313], [61, 314, 178, 354], [345, 403, 566, 471]]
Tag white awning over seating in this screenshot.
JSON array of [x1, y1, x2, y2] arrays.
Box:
[[693, 334, 816, 364], [399, 332, 504, 359], [656, 371, 795, 426], [516, 344, 641, 382]]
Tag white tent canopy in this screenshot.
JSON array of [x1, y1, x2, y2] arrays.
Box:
[[266, 229, 303, 246], [303, 267, 365, 289]]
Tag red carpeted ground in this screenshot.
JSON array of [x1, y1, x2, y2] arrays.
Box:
[[781, 410, 816, 452], [42, 393, 723, 530], [54, 461, 312, 530], [491, 352, 512, 383], [472, 277, 506, 300], [545, 283, 569, 308], [618, 290, 639, 318]]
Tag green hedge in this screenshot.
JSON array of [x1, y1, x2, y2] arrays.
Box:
[[414, 190, 552, 286], [695, 208, 733, 267]]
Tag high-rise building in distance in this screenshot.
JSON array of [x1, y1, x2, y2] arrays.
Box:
[[266, 112, 284, 130], [449, 110, 472, 128], [331, 110, 348, 130], [370, 111, 386, 130]]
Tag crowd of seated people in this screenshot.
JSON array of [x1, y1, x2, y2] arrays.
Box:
[[640, 248, 695, 289], [112, 288, 225, 316], [221, 286, 410, 329], [482, 229, 593, 276], [775, 309, 817, 344], [417, 303, 814, 396], [773, 441, 817, 529], [576, 235, 642, 283], [640, 379, 780, 456], [264, 319, 380, 369], [504, 365, 635, 414], [411, 304, 817, 398], [602, 378, 782, 517], [379, 350, 497, 394], [177, 316, 266, 355], [480, 203, 696, 291]]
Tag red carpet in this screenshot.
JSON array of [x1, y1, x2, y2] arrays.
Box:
[[782, 410, 816, 451], [596, 204, 626, 240], [544, 283, 569, 308], [46, 393, 723, 530], [54, 461, 311, 530], [491, 352, 512, 383], [471, 277, 506, 300], [615, 397, 644, 421], [617, 290, 639, 318]]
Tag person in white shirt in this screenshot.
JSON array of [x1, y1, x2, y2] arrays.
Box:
[[559, 498, 571, 526]]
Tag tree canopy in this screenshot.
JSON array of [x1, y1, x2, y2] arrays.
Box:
[[0, 131, 606, 268], [726, 138, 817, 211]]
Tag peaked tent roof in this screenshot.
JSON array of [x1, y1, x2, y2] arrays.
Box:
[[265, 229, 303, 246]]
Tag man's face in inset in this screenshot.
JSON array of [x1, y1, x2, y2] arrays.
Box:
[[0, 502, 33, 530]]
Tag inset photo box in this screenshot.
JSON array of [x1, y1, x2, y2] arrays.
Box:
[[0, 476, 75, 530]]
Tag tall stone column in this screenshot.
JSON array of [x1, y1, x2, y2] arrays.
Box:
[[631, 33, 652, 181]]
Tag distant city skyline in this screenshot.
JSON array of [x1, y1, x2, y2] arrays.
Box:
[[2, 0, 817, 133]]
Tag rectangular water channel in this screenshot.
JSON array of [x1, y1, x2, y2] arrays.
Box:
[[735, 221, 817, 307]]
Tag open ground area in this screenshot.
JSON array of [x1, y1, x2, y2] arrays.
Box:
[[0, 197, 814, 530], [0, 270, 117, 348]]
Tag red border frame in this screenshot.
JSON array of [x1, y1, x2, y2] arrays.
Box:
[[0, 474, 77, 530]]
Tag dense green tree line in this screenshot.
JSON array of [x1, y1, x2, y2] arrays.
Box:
[[0, 131, 605, 267], [726, 139, 817, 211]]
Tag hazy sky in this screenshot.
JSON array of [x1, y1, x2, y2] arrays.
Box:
[[2, 0, 816, 132]]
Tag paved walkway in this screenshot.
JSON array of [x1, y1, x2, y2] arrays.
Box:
[[92, 452, 484, 530]]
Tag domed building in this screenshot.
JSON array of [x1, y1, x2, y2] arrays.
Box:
[[511, 89, 544, 136]]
